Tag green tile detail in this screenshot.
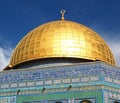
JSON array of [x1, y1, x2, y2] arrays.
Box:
[[17, 90, 103, 103]]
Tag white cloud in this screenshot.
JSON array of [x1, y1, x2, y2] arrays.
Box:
[[101, 32, 120, 67], [90, 23, 120, 67], [0, 47, 13, 70], [107, 40, 120, 67]]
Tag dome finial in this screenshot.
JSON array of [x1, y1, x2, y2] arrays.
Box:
[[60, 9, 66, 20]]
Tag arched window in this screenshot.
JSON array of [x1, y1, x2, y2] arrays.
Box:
[[113, 101, 119, 103], [80, 100, 92, 103]]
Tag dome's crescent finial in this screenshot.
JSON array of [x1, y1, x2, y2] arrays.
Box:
[[60, 9, 66, 20]]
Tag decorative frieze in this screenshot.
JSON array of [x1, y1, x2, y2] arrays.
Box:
[[27, 82, 34, 86], [10, 83, 17, 88], [44, 80, 52, 85], [90, 76, 99, 81], [0, 96, 16, 103], [1, 85, 120, 97], [9, 96, 16, 103], [104, 76, 120, 86], [18, 83, 26, 87], [109, 92, 120, 100], [105, 77, 112, 82], [0, 62, 119, 84], [0, 97, 8, 103], [81, 77, 89, 82], [62, 78, 70, 83], [1, 75, 120, 90], [71, 78, 80, 83], [36, 81, 43, 86], [53, 79, 61, 84], [1, 84, 9, 88], [113, 79, 120, 85], [104, 91, 108, 103]]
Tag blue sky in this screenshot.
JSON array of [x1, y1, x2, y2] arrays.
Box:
[[0, 0, 120, 69]]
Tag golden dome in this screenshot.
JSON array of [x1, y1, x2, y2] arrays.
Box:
[[9, 19, 115, 67]]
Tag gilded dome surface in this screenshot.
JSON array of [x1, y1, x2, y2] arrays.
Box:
[[9, 20, 115, 67]]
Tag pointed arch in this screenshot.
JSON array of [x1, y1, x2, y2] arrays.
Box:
[[55, 102, 62, 103], [80, 100, 92, 103], [113, 101, 119, 103]]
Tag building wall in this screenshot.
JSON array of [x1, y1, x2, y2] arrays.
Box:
[[0, 62, 120, 103], [17, 90, 102, 103]]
